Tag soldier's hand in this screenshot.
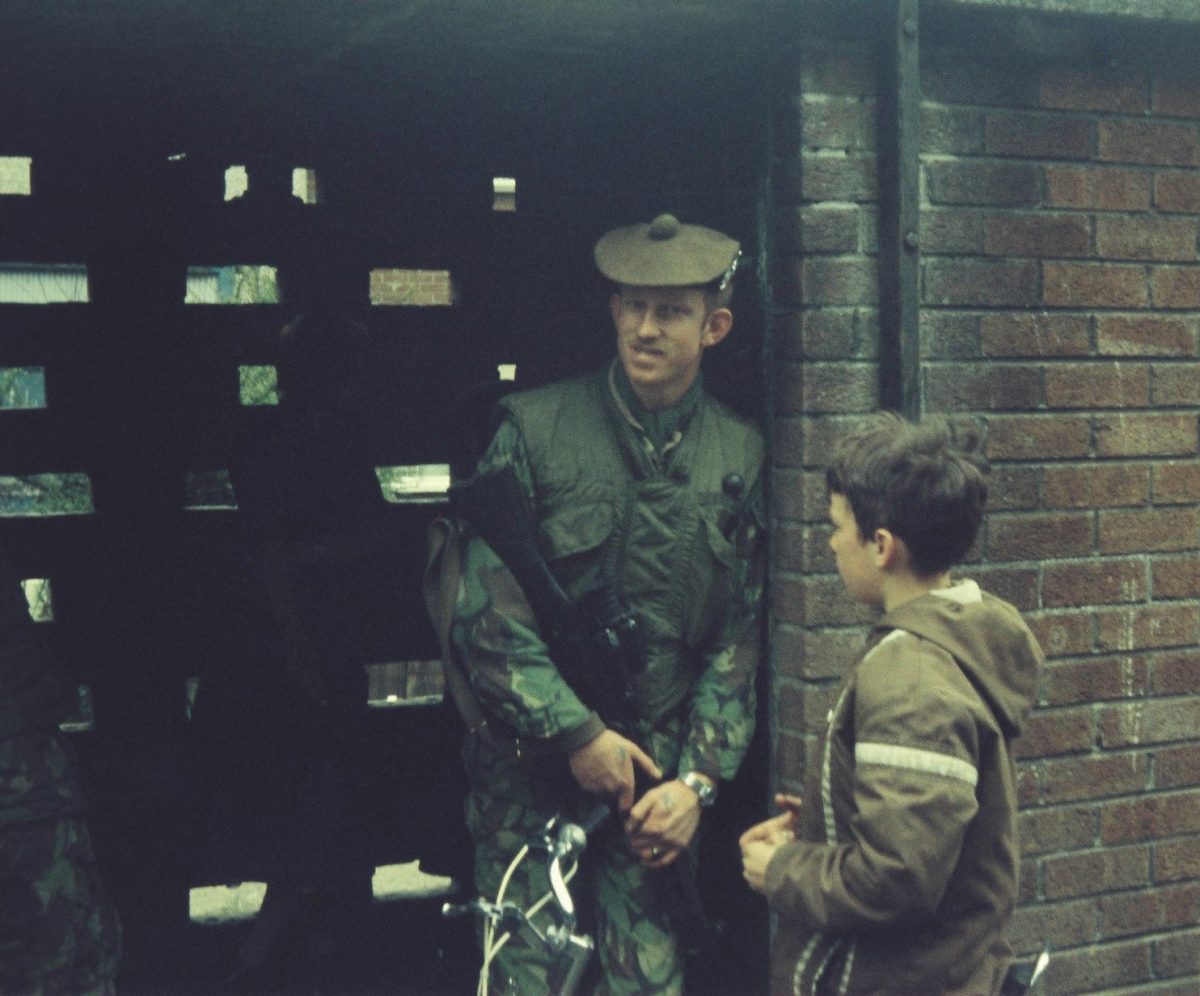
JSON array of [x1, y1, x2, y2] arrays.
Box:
[[625, 780, 701, 867], [568, 730, 661, 813]]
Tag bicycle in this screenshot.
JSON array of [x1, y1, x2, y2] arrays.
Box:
[[443, 803, 611, 996]]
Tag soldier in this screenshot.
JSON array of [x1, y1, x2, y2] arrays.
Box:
[[450, 213, 766, 994], [0, 545, 121, 994]]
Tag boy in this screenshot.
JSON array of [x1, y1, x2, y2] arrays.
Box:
[[741, 412, 1042, 996]]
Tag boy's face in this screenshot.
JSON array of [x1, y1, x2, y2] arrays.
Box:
[[828, 492, 885, 609]]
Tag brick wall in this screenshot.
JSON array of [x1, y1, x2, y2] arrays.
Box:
[[770, 29, 1199, 996]]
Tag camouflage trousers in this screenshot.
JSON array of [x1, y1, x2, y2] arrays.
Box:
[[465, 729, 686, 996], [0, 814, 121, 996]]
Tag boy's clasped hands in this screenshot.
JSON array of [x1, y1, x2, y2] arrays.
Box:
[[739, 793, 803, 894]]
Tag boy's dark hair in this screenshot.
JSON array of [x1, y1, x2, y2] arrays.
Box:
[[825, 412, 990, 576]]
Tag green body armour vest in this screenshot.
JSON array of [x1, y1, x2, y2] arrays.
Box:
[[499, 366, 764, 725]]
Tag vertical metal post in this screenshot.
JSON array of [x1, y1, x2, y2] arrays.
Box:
[[878, 0, 922, 418]]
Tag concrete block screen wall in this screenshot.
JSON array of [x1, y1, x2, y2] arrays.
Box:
[[768, 11, 1199, 995]]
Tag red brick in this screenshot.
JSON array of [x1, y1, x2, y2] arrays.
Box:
[[1044, 844, 1150, 899], [770, 573, 807, 624], [1154, 652, 1200, 696], [922, 312, 981, 359], [802, 259, 878, 305], [1045, 362, 1149, 409], [1028, 611, 1094, 658], [1155, 927, 1200, 977], [785, 204, 861, 254], [924, 260, 1038, 307], [925, 160, 1040, 207], [799, 48, 876, 99], [1095, 414, 1199, 458], [1096, 315, 1198, 357], [1046, 165, 1151, 211], [1152, 265, 1200, 310], [1041, 752, 1149, 803], [1098, 120, 1200, 167], [1043, 463, 1150, 509], [1154, 556, 1200, 600], [968, 565, 1039, 610], [797, 362, 877, 413], [1009, 898, 1097, 954], [1101, 790, 1200, 844], [922, 58, 1039, 109], [983, 212, 1091, 258], [1096, 603, 1200, 652], [1154, 363, 1200, 406], [984, 112, 1092, 159], [1042, 655, 1151, 706], [1043, 262, 1148, 308], [784, 309, 872, 361], [986, 414, 1091, 460], [1158, 744, 1200, 790], [800, 95, 868, 150], [771, 522, 805, 572], [1153, 72, 1200, 118], [981, 313, 1089, 357], [1019, 805, 1098, 856], [790, 626, 862, 681], [1096, 216, 1199, 263], [989, 511, 1094, 560], [1050, 938, 1153, 993], [770, 468, 813, 521], [920, 105, 982, 155], [924, 363, 1040, 411], [1015, 708, 1094, 760], [1100, 699, 1200, 748], [1043, 559, 1147, 608], [1017, 856, 1038, 903], [987, 465, 1041, 511], [920, 209, 982, 254], [1154, 460, 1200, 504], [1041, 68, 1149, 113], [1155, 836, 1200, 884], [1155, 168, 1200, 213], [799, 574, 874, 627], [795, 152, 878, 202], [1099, 883, 1200, 939]]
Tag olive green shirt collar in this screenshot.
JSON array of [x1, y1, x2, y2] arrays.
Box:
[[608, 359, 704, 458]]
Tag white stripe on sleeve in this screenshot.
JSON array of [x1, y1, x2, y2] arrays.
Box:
[[855, 742, 978, 787]]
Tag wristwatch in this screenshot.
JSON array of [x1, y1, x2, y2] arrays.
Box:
[[680, 771, 717, 809]]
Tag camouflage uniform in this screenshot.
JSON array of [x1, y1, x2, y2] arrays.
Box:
[[0, 548, 121, 995], [452, 361, 764, 995]]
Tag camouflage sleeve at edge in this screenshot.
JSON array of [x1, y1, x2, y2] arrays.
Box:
[[679, 492, 766, 783]]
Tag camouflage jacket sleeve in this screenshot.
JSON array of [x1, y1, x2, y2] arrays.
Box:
[[678, 488, 766, 783], [448, 417, 605, 752]]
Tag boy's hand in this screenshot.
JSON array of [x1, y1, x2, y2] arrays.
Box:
[[739, 793, 804, 846], [739, 793, 803, 893], [741, 838, 783, 894]]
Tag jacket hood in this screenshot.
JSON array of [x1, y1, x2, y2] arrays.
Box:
[[877, 580, 1042, 737]]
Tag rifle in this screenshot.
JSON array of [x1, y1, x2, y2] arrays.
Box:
[[448, 463, 716, 952], [448, 464, 643, 739]]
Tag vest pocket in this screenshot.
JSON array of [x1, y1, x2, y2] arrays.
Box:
[[538, 500, 615, 593], [681, 513, 737, 645]]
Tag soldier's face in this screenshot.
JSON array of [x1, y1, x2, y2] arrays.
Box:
[[610, 286, 731, 411]]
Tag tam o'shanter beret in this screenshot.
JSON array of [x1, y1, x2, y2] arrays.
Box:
[[594, 213, 740, 288]]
